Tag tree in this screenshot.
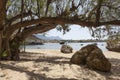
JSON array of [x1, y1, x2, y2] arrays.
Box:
[[0, 0, 120, 60]]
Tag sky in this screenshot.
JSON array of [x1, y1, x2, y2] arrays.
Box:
[[46, 25, 96, 40]]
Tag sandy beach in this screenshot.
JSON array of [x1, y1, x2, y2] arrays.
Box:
[[0, 49, 120, 80]]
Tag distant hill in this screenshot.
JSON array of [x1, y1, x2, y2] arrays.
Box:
[[34, 34, 62, 40]]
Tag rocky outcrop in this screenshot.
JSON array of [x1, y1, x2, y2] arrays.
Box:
[[61, 45, 73, 53], [70, 44, 111, 72], [106, 40, 120, 52]]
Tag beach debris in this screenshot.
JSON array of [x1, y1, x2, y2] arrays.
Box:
[[70, 44, 111, 72], [61, 45, 73, 53]]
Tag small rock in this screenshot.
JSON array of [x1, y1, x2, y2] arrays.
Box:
[[61, 45, 73, 53]]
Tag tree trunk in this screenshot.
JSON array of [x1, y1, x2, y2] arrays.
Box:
[[0, 0, 12, 60], [10, 36, 21, 60], [0, 32, 2, 60], [0, 33, 20, 60], [0, 36, 11, 60]]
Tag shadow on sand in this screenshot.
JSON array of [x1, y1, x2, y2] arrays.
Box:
[[0, 63, 76, 80], [0, 52, 120, 80]]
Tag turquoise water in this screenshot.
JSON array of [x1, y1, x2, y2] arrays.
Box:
[[20, 42, 107, 51]]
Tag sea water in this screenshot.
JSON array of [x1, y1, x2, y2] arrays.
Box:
[[20, 42, 107, 51]]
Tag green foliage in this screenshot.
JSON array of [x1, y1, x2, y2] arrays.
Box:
[[108, 26, 120, 41], [6, 0, 12, 7], [5, 0, 120, 40], [2, 50, 8, 57], [11, 41, 17, 49], [38, 0, 47, 17], [56, 24, 71, 35]]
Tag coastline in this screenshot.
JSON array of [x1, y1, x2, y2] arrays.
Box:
[[0, 49, 120, 80], [25, 49, 120, 59]]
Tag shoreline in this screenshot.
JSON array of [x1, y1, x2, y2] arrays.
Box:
[[24, 49, 120, 59]]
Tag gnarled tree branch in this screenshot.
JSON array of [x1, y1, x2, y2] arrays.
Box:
[[7, 11, 33, 25], [6, 17, 120, 38], [19, 24, 56, 40]]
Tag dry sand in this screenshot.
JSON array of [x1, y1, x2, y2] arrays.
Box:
[[0, 49, 120, 80]]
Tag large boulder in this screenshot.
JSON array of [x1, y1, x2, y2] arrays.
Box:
[[70, 44, 98, 64], [70, 51, 86, 64], [86, 48, 111, 72], [70, 44, 111, 72], [61, 45, 73, 53]]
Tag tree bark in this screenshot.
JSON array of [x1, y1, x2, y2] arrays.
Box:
[[0, 33, 2, 59], [0, 0, 5, 59], [10, 37, 20, 60], [1, 37, 11, 60], [0, 0, 12, 60], [20, 24, 56, 40]]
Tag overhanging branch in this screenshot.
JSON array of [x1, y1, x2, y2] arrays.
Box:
[[7, 11, 33, 25], [6, 17, 120, 38], [19, 24, 56, 40]]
